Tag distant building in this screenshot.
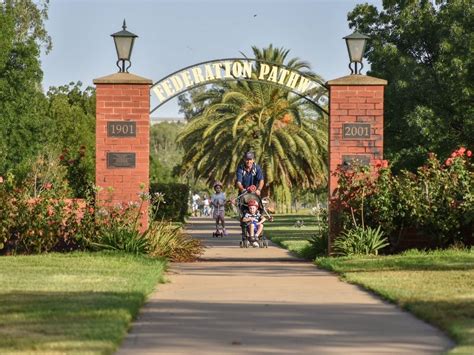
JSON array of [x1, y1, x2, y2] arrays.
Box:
[[150, 117, 186, 125]]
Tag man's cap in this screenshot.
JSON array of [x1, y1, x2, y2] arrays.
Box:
[[244, 151, 255, 160]]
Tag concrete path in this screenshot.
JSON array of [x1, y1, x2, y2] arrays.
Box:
[[117, 217, 453, 354]]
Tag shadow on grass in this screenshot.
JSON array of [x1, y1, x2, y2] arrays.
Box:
[[317, 255, 474, 272], [0, 291, 145, 353]]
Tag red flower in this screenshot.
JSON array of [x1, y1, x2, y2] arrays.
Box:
[[467, 150, 472, 157], [445, 158, 453, 166]]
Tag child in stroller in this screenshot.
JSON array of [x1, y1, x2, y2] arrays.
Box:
[[237, 185, 272, 248]]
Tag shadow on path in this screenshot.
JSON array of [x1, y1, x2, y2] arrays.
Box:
[[117, 216, 454, 354]]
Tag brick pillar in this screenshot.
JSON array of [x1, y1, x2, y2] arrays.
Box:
[[93, 73, 152, 231], [326, 75, 387, 253]]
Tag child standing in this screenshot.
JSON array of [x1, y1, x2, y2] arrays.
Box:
[[242, 199, 266, 247], [211, 181, 227, 236]]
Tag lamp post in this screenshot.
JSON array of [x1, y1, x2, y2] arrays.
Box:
[[111, 19, 138, 73], [343, 31, 369, 75]]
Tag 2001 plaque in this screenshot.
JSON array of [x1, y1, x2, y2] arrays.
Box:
[[107, 121, 136, 137], [342, 123, 371, 139], [107, 152, 136, 168]]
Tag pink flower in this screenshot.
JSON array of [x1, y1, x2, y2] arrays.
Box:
[[445, 158, 453, 166], [0, 176, 3, 183], [458, 147, 466, 155], [467, 150, 472, 157], [43, 183, 52, 190]]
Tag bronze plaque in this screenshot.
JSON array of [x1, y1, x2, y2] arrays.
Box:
[[342, 155, 370, 166], [342, 123, 371, 139], [107, 121, 136, 137], [107, 152, 136, 168]]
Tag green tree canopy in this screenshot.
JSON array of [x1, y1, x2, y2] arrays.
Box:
[[150, 121, 184, 184], [348, 0, 473, 171], [0, 0, 51, 177]]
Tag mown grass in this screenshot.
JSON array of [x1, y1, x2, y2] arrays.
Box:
[[0, 252, 167, 354], [316, 249, 474, 354], [265, 214, 318, 259]]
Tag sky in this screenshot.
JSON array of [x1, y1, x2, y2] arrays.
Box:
[[40, 0, 382, 118]]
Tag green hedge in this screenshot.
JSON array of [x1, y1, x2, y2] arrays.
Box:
[[150, 183, 189, 222]]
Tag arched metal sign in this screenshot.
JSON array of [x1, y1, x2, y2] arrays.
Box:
[[150, 58, 329, 114]]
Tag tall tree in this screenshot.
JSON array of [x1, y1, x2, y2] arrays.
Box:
[[150, 121, 184, 183], [0, 0, 52, 177], [348, 0, 473, 171], [177, 45, 328, 198], [45, 82, 96, 197]]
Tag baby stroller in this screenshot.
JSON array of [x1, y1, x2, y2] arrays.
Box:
[[236, 185, 273, 248]]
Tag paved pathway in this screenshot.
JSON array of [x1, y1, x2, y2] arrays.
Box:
[[117, 217, 453, 354]]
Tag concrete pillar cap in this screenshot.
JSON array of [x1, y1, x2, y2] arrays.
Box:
[[326, 74, 387, 86], [93, 72, 152, 85]]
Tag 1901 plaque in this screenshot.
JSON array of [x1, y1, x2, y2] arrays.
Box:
[[342, 155, 370, 166], [107, 152, 136, 168], [342, 123, 371, 139], [107, 121, 136, 137]]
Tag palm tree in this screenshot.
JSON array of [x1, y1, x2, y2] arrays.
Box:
[[177, 45, 328, 199]]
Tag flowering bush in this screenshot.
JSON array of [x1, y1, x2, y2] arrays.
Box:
[[0, 177, 94, 254], [333, 147, 473, 249], [0, 179, 203, 261]]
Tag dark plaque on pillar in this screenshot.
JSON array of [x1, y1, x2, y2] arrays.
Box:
[[107, 152, 136, 168], [107, 121, 136, 137], [342, 123, 371, 139], [342, 155, 370, 166]]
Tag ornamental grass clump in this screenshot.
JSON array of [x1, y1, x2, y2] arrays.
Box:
[[307, 203, 329, 258], [334, 225, 388, 256], [147, 221, 204, 262], [91, 191, 203, 261]]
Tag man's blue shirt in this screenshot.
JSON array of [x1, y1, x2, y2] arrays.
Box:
[[236, 163, 264, 188]]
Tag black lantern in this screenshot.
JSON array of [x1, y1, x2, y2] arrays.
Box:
[[343, 31, 369, 75], [111, 19, 138, 73]]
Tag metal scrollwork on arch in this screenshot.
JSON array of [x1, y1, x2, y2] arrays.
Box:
[[150, 58, 329, 115]]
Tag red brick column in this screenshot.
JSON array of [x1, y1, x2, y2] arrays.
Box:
[[93, 73, 152, 231], [326, 75, 387, 253]]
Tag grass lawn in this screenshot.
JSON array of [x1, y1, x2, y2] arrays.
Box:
[[0, 252, 167, 354], [316, 249, 474, 354], [265, 213, 318, 259]]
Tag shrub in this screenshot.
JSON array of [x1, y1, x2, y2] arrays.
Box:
[[0, 174, 93, 254], [150, 183, 189, 222], [0, 174, 202, 261], [333, 147, 473, 249]]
